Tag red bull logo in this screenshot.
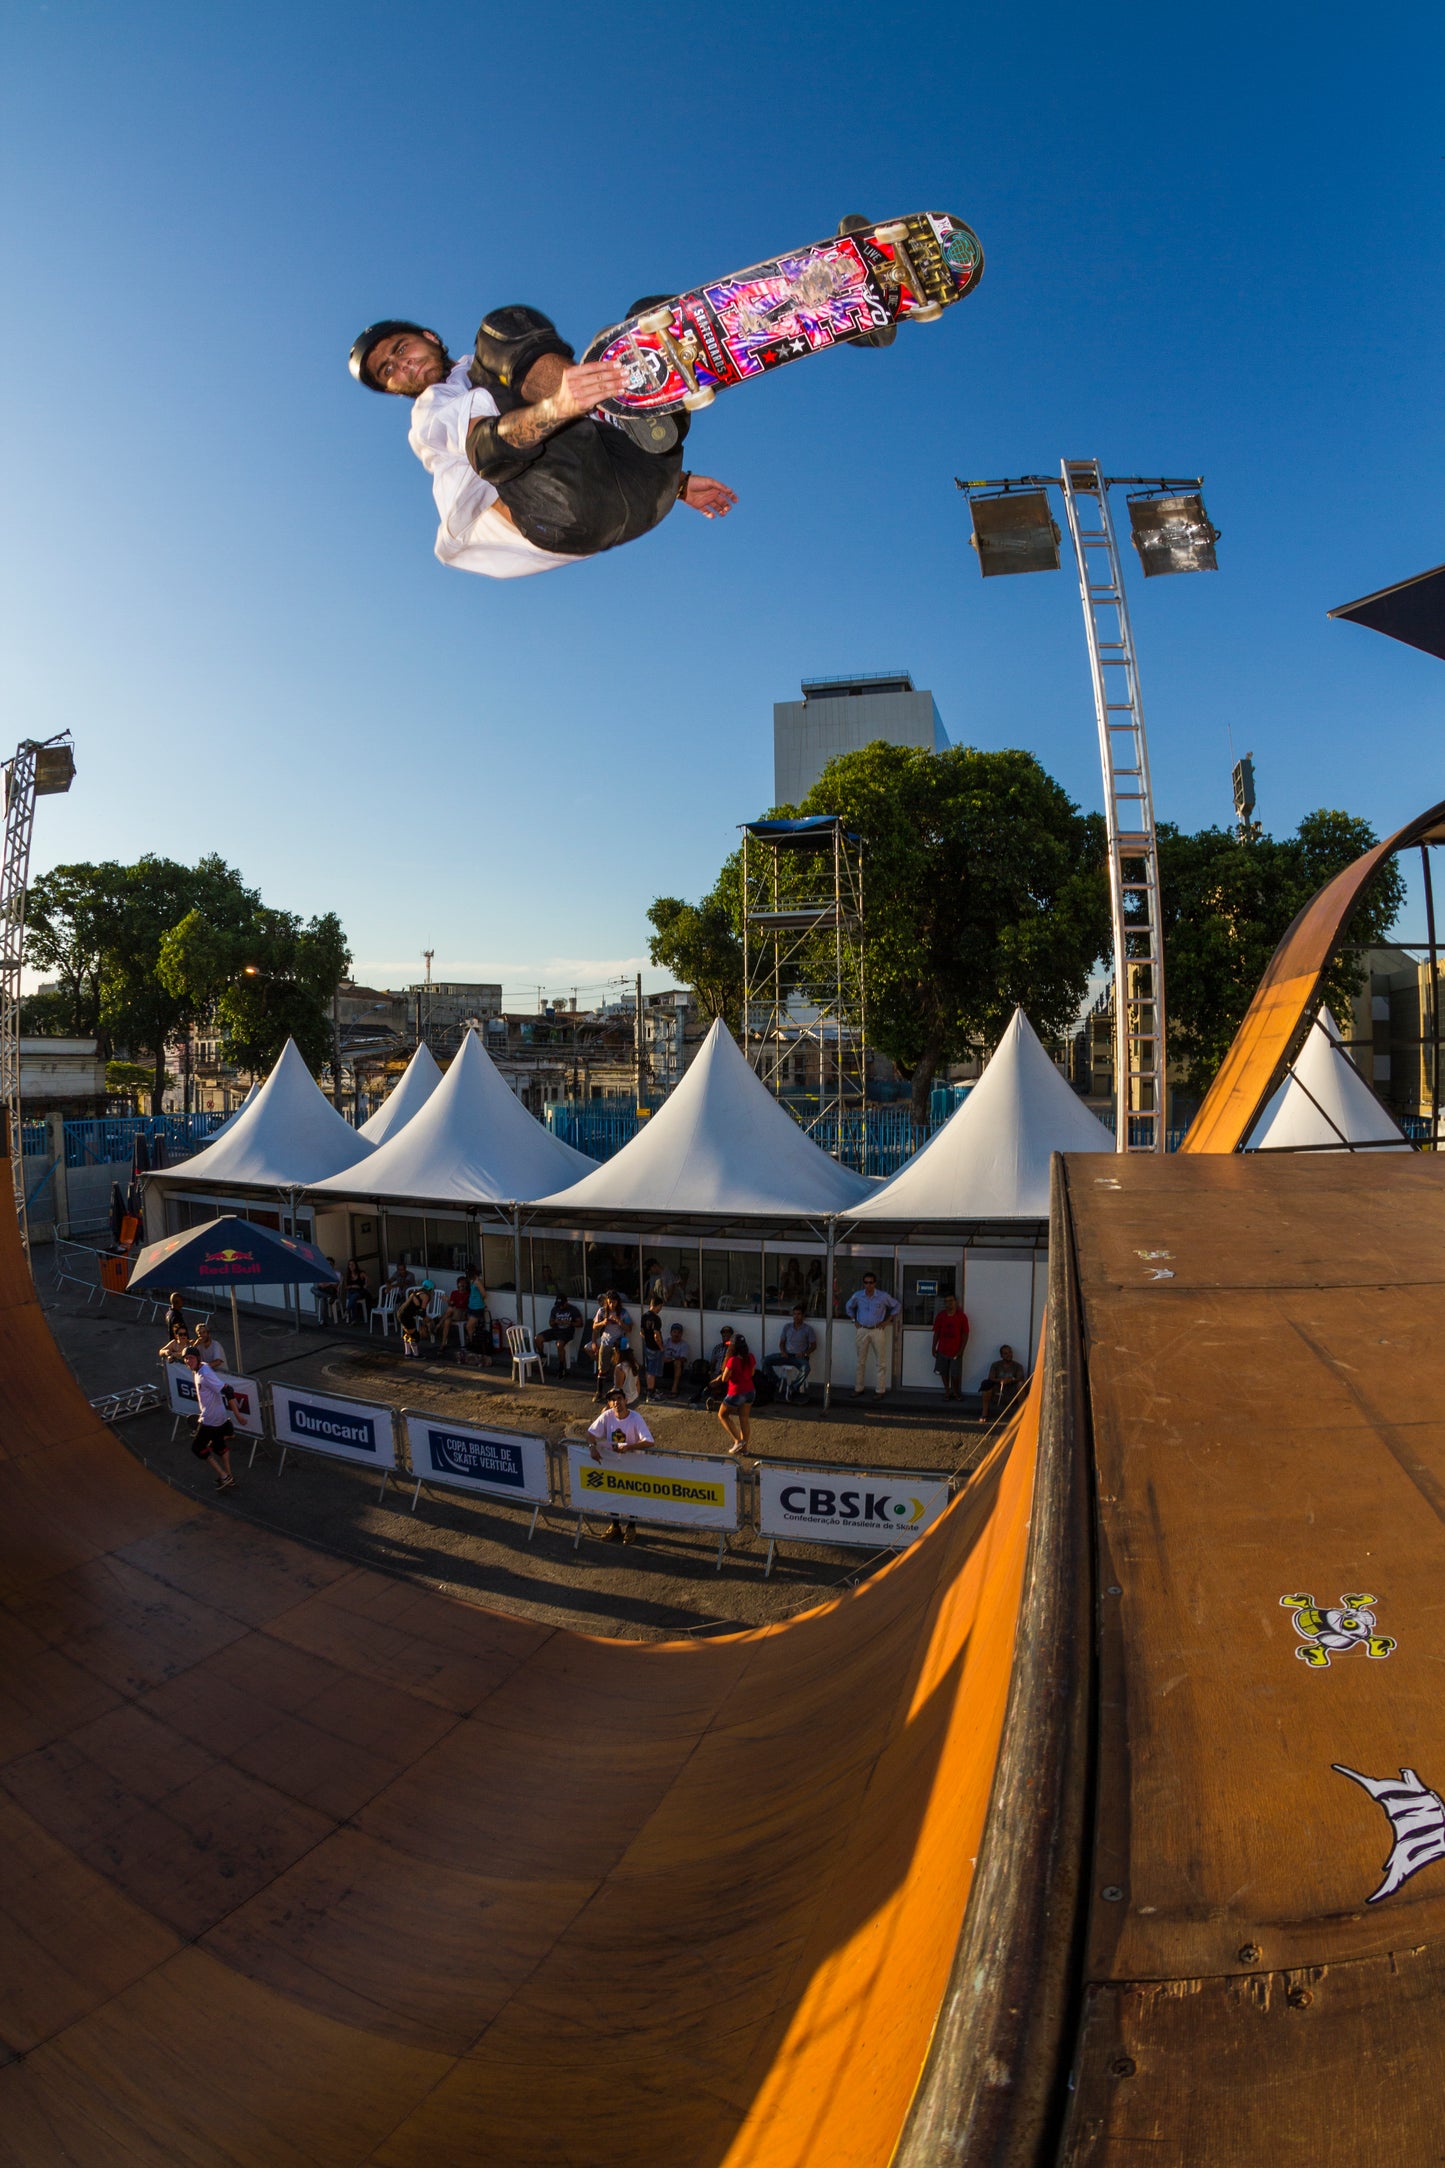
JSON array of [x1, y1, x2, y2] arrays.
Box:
[[201, 1246, 261, 1277]]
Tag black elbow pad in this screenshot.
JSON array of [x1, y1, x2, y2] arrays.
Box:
[[470, 305, 574, 392], [465, 412, 543, 485]]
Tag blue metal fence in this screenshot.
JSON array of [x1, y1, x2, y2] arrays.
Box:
[[59, 1111, 225, 1169]]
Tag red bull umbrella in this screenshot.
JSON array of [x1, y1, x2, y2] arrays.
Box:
[[128, 1214, 337, 1371]]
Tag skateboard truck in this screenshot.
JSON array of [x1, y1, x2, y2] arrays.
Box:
[[634, 306, 716, 409], [874, 223, 944, 323]]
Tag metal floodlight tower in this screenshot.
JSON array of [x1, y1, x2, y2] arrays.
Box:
[[740, 815, 866, 1143], [957, 462, 1219, 1151], [2, 734, 77, 1255]]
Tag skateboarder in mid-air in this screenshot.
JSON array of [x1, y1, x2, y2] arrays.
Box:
[[349, 302, 739, 582]]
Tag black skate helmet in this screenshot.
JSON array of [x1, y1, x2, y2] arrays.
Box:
[[348, 319, 438, 392]]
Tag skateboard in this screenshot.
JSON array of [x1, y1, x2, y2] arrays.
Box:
[[583, 212, 983, 418]]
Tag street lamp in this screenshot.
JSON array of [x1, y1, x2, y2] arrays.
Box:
[[957, 461, 1219, 1152]]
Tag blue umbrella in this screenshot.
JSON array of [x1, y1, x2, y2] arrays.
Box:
[[128, 1214, 336, 1371]]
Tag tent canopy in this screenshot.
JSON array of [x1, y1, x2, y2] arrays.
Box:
[[162, 1039, 375, 1190], [357, 1041, 442, 1145], [1329, 564, 1445, 662], [129, 1214, 335, 1293], [528, 1020, 870, 1221], [848, 1008, 1113, 1226], [206, 1079, 260, 1142], [1246, 1008, 1410, 1153], [309, 1027, 596, 1207]]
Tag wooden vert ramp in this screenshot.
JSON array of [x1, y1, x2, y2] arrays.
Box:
[[0, 1193, 1043, 2167]]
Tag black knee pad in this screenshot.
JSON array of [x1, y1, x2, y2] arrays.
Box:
[[471, 305, 574, 393], [465, 413, 545, 486]]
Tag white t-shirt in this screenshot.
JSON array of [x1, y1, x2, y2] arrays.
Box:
[[191, 1362, 230, 1427], [664, 1336, 691, 1363], [586, 1407, 654, 1453], [407, 359, 582, 581]]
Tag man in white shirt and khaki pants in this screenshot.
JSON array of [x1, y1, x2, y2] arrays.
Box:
[[846, 1274, 902, 1398]]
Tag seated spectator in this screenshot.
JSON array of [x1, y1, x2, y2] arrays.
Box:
[[313, 1257, 342, 1325], [536, 1291, 582, 1376], [441, 1275, 471, 1355], [763, 1306, 817, 1393], [396, 1281, 435, 1358], [662, 1322, 690, 1396], [192, 1319, 228, 1371], [931, 1292, 969, 1401], [342, 1259, 369, 1324], [717, 1333, 757, 1455], [980, 1344, 1028, 1421], [639, 1296, 665, 1401], [687, 1324, 734, 1407]]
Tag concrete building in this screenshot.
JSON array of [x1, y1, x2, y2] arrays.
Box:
[[772, 671, 948, 805], [18, 1037, 106, 1113]]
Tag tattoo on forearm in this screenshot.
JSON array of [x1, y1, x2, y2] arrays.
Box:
[[498, 401, 565, 452]]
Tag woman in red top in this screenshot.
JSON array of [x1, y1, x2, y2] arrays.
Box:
[[717, 1334, 757, 1454]]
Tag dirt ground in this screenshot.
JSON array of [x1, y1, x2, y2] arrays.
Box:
[[43, 1282, 1000, 1642]]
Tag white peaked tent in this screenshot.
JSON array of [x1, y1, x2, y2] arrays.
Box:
[[530, 1019, 871, 1218], [309, 1027, 596, 1205], [1247, 1007, 1409, 1153], [357, 1041, 442, 1145], [849, 1008, 1114, 1224], [163, 1040, 376, 1189]]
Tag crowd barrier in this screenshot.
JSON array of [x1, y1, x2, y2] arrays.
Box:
[[157, 1364, 959, 1572]]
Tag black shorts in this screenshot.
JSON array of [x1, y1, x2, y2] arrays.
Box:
[[192, 1419, 233, 1458]]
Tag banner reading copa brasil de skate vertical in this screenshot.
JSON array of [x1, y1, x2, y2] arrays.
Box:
[[565, 1442, 737, 1530], [164, 1363, 265, 1437], [404, 1414, 548, 1504], [758, 1464, 950, 1549], [271, 1385, 396, 1469]]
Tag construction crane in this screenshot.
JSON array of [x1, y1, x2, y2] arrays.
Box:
[[1, 734, 77, 1256]]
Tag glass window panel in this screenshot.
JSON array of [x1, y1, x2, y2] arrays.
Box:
[[900, 1260, 958, 1328], [832, 1251, 894, 1319], [481, 1232, 517, 1291], [531, 1238, 585, 1299], [765, 1250, 826, 1317], [424, 1216, 471, 1279], [701, 1246, 762, 1313], [383, 1213, 427, 1266], [586, 1239, 640, 1306], [641, 1245, 701, 1310]]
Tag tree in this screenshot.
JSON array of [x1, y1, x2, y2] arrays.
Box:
[[650, 742, 1109, 1120], [21, 862, 130, 1049], [105, 856, 262, 1109], [1158, 810, 1404, 1093], [159, 906, 351, 1075]]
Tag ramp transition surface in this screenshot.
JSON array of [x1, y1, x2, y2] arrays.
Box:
[[0, 1196, 1038, 2166]]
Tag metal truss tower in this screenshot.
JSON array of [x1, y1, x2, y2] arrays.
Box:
[[740, 816, 866, 1135], [2, 735, 76, 1256], [1058, 460, 1166, 1152]]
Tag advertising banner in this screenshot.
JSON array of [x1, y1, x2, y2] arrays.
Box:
[[165, 1363, 265, 1437], [758, 1465, 950, 1550], [565, 1442, 737, 1530], [404, 1414, 549, 1504], [271, 1385, 396, 1470]]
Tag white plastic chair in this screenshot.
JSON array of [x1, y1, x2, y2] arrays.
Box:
[[370, 1286, 398, 1337], [507, 1325, 544, 1388]]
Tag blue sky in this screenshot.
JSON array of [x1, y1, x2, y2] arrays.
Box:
[[4, 0, 1442, 1002]]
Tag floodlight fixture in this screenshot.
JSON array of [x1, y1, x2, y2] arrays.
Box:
[[963, 486, 1061, 578], [31, 737, 76, 797], [1126, 488, 1219, 577], [1232, 753, 1256, 826]]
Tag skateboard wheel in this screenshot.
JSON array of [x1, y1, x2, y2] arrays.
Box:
[[683, 386, 716, 410], [634, 307, 673, 334], [909, 302, 944, 323], [875, 222, 909, 242]]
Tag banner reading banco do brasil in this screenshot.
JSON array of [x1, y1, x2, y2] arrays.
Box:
[[758, 1464, 950, 1549], [565, 1443, 738, 1530]]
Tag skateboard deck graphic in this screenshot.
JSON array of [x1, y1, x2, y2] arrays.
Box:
[[584, 211, 983, 417]]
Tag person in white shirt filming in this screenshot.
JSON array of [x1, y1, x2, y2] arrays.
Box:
[[349, 304, 737, 582], [585, 1384, 653, 1546]]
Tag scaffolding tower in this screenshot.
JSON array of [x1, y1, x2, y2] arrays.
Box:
[[2, 734, 77, 1255], [740, 815, 865, 1130]]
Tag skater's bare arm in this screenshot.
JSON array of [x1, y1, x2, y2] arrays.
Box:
[[679, 474, 737, 519], [497, 359, 627, 451]]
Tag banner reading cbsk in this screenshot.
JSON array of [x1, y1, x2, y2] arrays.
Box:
[[404, 1415, 548, 1503], [271, 1386, 396, 1469], [758, 1465, 950, 1549], [165, 1363, 265, 1437], [565, 1444, 737, 1530]]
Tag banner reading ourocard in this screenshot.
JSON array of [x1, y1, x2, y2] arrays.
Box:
[[404, 1414, 548, 1504], [165, 1363, 265, 1437], [758, 1465, 950, 1550], [271, 1385, 396, 1469], [565, 1443, 737, 1530]]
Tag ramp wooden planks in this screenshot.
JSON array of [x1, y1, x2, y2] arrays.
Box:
[[0, 1195, 1037, 2165], [1058, 1149, 1445, 2162]]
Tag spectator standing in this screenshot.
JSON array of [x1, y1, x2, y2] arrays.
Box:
[[466, 1270, 491, 1363], [764, 1307, 817, 1395], [181, 1345, 236, 1491], [980, 1345, 1028, 1421], [343, 1259, 369, 1323], [164, 1290, 188, 1340], [717, 1334, 757, 1454], [639, 1296, 665, 1400], [931, 1293, 969, 1400], [536, 1291, 582, 1376], [846, 1273, 901, 1397], [662, 1323, 690, 1396], [586, 1385, 654, 1543], [611, 1346, 645, 1406], [192, 1320, 228, 1371]]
